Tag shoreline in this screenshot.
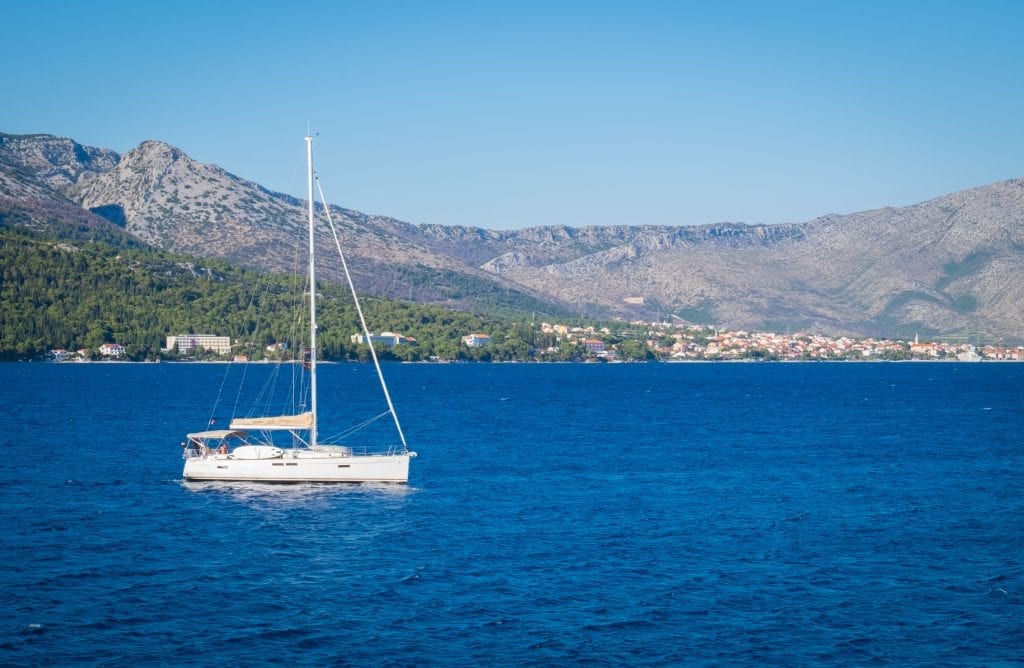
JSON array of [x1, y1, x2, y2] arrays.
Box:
[[16, 357, 1022, 365]]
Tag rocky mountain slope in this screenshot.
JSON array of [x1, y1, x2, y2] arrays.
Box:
[[0, 133, 133, 241], [0, 133, 565, 314], [460, 180, 1024, 339], [2, 131, 1022, 341]]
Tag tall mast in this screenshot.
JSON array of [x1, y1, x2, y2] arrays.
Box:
[[306, 134, 318, 448]]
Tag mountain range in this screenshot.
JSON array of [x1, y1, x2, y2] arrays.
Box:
[[2, 131, 1022, 342]]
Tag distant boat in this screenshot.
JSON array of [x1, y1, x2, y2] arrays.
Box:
[[182, 135, 416, 482]]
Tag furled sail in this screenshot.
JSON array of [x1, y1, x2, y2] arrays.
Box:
[[230, 412, 314, 431]]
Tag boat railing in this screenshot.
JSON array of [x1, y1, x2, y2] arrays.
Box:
[[311, 444, 353, 456], [340, 444, 407, 457], [185, 443, 406, 459]]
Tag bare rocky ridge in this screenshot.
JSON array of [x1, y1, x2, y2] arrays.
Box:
[[0, 133, 127, 235], [0, 133, 118, 192], [1, 131, 1022, 341]]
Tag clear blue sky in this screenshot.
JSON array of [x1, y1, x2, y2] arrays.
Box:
[[3, 1, 1022, 230]]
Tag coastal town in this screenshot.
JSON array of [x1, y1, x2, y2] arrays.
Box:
[[528, 322, 1022, 362], [49, 321, 1023, 362]]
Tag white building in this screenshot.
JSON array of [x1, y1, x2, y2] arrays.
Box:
[[166, 334, 232, 355], [99, 343, 127, 357], [462, 333, 492, 347], [350, 332, 416, 346]]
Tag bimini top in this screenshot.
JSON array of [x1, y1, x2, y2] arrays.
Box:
[[229, 412, 314, 431], [187, 429, 249, 440]]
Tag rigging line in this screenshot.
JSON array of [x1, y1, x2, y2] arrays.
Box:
[[287, 269, 312, 415], [314, 173, 410, 454], [219, 255, 280, 422], [321, 410, 391, 442], [280, 206, 309, 416], [231, 348, 256, 418], [249, 247, 311, 421], [208, 354, 236, 427], [224, 243, 284, 420], [211, 284, 266, 423]]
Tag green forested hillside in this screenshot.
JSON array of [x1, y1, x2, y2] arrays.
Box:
[[0, 226, 535, 361]]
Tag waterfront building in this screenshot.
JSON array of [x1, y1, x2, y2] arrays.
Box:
[[165, 334, 232, 355]]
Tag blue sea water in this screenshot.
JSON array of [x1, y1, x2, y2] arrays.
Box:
[[1, 361, 1022, 665]]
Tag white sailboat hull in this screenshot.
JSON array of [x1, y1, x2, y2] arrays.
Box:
[[183, 452, 412, 483]]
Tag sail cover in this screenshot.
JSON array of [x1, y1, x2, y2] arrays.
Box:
[[230, 412, 314, 431]]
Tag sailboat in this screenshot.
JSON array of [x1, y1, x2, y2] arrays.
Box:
[[182, 135, 416, 483]]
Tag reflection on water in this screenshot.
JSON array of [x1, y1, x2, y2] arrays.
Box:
[[179, 479, 419, 508]]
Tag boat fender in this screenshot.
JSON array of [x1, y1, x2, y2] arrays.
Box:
[[408, 451, 418, 458]]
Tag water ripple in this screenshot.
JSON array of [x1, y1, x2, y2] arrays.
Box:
[[2, 363, 1023, 664]]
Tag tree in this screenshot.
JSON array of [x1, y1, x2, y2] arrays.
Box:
[[617, 339, 651, 361]]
